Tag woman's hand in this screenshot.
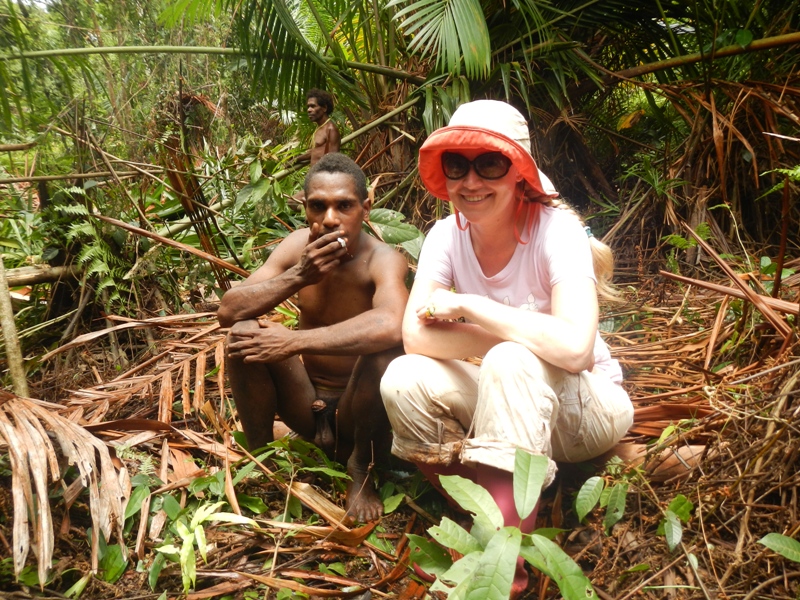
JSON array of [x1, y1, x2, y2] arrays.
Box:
[[415, 288, 465, 323]]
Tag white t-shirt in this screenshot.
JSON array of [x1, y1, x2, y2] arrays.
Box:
[[416, 203, 623, 383]]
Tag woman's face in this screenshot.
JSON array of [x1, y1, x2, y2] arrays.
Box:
[[444, 149, 520, 226]]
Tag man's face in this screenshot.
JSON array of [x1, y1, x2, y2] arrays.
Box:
[[307, 97, 328, 124], [304, 172, 370, 249]]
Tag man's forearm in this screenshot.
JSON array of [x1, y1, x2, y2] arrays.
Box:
[[218, 267, 305, 327]]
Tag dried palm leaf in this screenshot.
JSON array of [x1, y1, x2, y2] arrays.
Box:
[[0, 395, 129, 581]]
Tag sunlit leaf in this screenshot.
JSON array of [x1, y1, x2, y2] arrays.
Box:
[[575, 476, 605, 522], [513, 449, 548, 521], [759, 533, 800, 563]]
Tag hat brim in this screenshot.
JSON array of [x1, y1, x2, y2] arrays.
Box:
[[419, 126, 553, 201]]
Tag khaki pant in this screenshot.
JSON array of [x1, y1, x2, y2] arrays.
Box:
[[380, 342, 633, 487]]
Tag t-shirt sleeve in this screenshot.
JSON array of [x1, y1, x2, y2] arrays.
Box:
[[415, 218, 455, 287], [543, 211, 596, 287]]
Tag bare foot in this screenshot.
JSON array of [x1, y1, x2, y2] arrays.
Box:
[[344, 461, 384, 524]]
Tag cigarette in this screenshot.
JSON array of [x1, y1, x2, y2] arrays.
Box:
[[337, 237, 347, 249]]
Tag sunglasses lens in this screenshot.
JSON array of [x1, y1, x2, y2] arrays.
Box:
[[442, 152, 469, 179], [474, 153, 512, 179]]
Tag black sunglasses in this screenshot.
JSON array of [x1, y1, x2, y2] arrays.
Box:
[[441, 151, 512, 180]]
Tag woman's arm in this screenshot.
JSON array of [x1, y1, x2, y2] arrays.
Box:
[[402, 278, 503, 359], [410, 277, 598, 372]]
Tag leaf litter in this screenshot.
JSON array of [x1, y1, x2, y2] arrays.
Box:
[[1, 254, 800, 599]]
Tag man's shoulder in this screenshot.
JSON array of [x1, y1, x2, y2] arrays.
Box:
[[361, 235, 408, 273]]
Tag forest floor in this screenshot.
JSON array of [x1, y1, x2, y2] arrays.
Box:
[[2, 254, 800, 600]]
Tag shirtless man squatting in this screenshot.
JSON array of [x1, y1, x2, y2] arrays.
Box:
[[218, 153, 408, 522]]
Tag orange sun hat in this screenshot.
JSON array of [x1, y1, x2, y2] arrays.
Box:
[[419, 100, 558, 202]]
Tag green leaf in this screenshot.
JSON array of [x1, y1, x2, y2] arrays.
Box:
[[759, 533, 800, 563], [575, 476, 605, 522], [149, 552, 167, 590], [429, 517, 483, 556], [383, 493, 405, 514], [532, 527, 567, 540], [735, 29, 753, 48], [513, 449, 548, 521], [661, 510, 682, 552], [521, 535, 598, 600], [440, 475, 503, 543], [406, 533, 453, 578], [180, 534, 197, 592], [319, 562, 347, 576], [368, 208, 422, 244], [431, 551, 482, 592], [99, 543, 128, 583], [207, 512, 258, 527], [161, 494, 182, 520], [124, 485, 150, 522], [237, 494, 269, 514], [667, 494, 693, 523], [195, 524, 208, 562], [603, 483, 628, 531], [64, 572, 92, 598], [463, 527, 521, 600]]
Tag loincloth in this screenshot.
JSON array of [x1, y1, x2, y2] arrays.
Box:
[[311, 384, 346, 456]]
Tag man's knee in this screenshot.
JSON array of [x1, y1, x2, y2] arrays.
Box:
[[225, 319, 261, 358]]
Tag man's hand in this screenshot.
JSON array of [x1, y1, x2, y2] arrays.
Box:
[[296, 224, 349, 285], [227, 321, 297, 363]]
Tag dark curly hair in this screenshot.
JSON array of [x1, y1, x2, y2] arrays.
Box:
[[306, 88, 334, 115], [304, 153, 367, 201]]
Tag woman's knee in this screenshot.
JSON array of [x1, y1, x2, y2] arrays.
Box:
[[482, 342, 550, 380], [380, 354, 431, 410]]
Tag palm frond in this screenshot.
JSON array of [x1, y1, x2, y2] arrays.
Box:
[[390, 0, 490, 78]]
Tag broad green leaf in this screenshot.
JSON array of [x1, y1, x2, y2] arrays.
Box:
[[661, 510, 682, 551], [463, 527, 521, 600], [667, 494, 693, 523], [575, 476, 605, 522], [176, 519, 194, 541], [431, 551, 482, 592], [521, 535, 598, 600], [383, 493, 405, 514], [401, 233, 425, 261], [406, 533, 453, 578], [429, 517, 483, 555], [513, 449, 548, 521], [624, 563, 650, 573], [368, 209, 421, 244], [735, 29, 753, 48], [440, 475, 503, 544], [155, 544, 180, 555], [759, 533, 800, 563], [99, 544, 127, 584], [603, 483, 628, 531], [237, 494, 269, 514], [161, 494, 182, 520], [124, 486, 150, 521]]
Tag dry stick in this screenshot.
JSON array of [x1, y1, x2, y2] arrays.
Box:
[[772, 176, 790, 298], [704, 296, 730, 372], [0, 170, 160, 184], [617, 546, 696, 600], [94, 215, 249, 278], [741, 571, 800, 600], [0, 255, 29, 397]]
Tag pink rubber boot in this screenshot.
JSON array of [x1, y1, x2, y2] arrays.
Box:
[[477, 464, 539, 599]]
